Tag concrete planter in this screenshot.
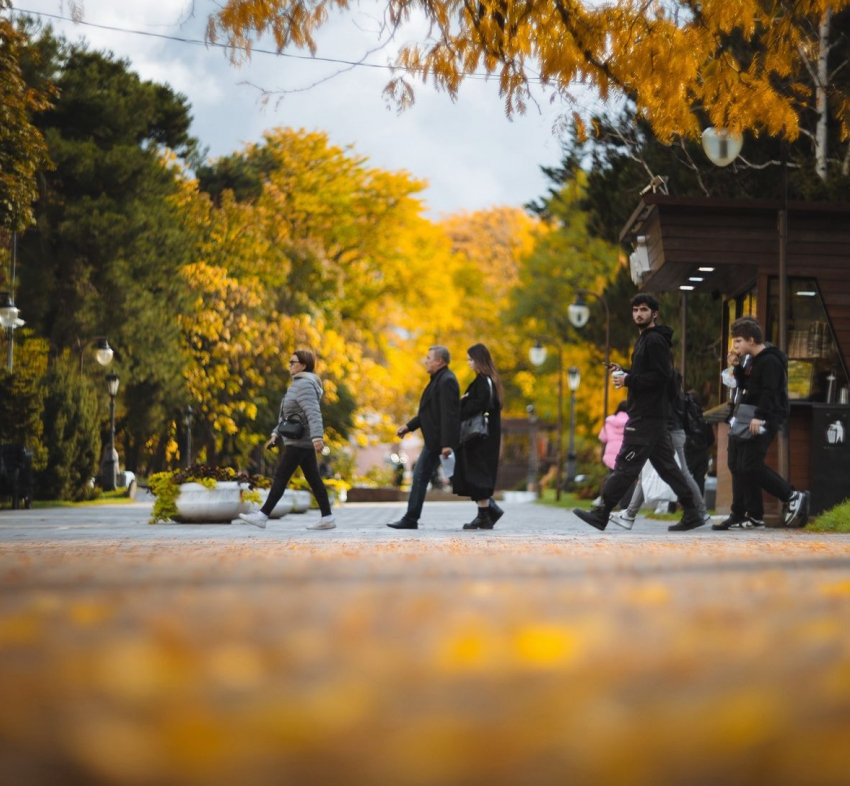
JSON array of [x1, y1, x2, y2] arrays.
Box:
[[174, 481, 294, 523], [290, 490, 312, 513], [174, 481, 243, 523], [502, 491, 537, 504]]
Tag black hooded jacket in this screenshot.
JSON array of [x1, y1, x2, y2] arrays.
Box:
[[623, 324, 675, 420], [732, 345, 790, 427]]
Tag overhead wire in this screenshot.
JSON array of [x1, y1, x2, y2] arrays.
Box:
[[10, 5, 559, 84]]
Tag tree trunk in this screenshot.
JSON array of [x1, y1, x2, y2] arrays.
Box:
[[815, 8, 832, 182]]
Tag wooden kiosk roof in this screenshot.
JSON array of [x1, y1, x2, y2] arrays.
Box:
[[619, 195, 850, 364]]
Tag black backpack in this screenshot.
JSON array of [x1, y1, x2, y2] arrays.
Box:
[[682, 392, 703, 437]]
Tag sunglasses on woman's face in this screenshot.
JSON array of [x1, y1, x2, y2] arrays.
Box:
[[289, 360, 300, 366]]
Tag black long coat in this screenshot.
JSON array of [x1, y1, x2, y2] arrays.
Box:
[[406, 366, 461, 450], [452, 374, 501, 500]]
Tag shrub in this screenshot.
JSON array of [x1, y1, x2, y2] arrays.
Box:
[[35, 358, 101, 501], [0, 333, 49, 470], [807, 499, 850, 533]]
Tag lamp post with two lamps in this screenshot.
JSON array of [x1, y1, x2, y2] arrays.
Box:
[[0, 292, 25, 372], [568, 289, 610, 422], [102, 372, 120, 491], [526, 404, 539, 494], [76, 337, 121, 491], [565, 366, 581, 488], [78, 336, 115, 373], [529, 338, 564, 500], [183, 406, 195, 469]]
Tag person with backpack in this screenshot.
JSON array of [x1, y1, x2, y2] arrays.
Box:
[[611, 371, 709, 529], [713, 318, 810, 530], [573, 294, 704, 532], [684, 389, 714, 497]]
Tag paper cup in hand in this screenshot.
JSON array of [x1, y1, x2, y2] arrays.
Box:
[[612, 370, 626, 388]]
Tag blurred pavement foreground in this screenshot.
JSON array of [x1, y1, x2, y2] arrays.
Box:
[[1, 500, 850, 786]]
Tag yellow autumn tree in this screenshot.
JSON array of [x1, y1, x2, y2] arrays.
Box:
[[174, 128, 468, 461], [205, 1, 850, 147], [441, 206, 541, 413]]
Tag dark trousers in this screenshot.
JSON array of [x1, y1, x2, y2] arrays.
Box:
[[261, 445, 332, 517], [600, 417, 697, 513], [404, 445, 442, 523], [686, 452, 709, 496], [728, 430, 792, 520]]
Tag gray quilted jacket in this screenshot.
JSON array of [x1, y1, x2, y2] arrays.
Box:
[[274, 372, 325, 448]]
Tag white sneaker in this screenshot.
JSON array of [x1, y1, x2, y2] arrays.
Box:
[[307, 517, 336, 530], [239, 512, 268, 529], [610, 511, 636, 530]]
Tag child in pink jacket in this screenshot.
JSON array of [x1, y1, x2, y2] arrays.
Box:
[[598, 401, 630, 469]]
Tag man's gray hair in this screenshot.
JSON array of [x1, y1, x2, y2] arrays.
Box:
[[429, 345, 450, 364]]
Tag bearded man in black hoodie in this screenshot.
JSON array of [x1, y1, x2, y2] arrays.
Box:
[[713, 317, 810, 529], [574, 294, 705, 532]]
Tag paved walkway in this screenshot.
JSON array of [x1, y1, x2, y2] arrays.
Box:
[[1, 500, 849, 785]]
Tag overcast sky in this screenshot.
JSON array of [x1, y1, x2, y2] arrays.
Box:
[[13, 0, 606, 217]]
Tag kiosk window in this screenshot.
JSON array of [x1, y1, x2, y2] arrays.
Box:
[[766, 277, 849, 401]]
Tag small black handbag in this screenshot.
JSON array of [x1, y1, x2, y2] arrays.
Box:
[[278, 413, 305, 440], [459, 377, 494, 445]]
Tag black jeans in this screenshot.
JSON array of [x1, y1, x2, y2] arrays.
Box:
[[600, 416, 697, 513], [403, 445, 442, 523], [261, 445, 332, 517], [728, 430, 792, 520]]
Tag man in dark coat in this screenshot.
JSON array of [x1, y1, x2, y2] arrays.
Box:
[[388, 345, 460, 529], [573, 294, 705, 532]]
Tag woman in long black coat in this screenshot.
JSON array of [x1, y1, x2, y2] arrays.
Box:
[[452, 343, 504, 530]]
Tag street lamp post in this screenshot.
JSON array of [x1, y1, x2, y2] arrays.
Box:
[[565, 366, 581, 488], [78, 336, 115, 374], [101, 372, 120, 491], [0, 292, 24, 372], [526, 404, 539, 494], [568, 290, 611, 422], [183, 405, 194, 469], [529, 338, 565, 500]]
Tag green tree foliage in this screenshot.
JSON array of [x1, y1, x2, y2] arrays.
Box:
[[36, 354, 101, 501], [16, 34, 200, 472], [0, 333, 48, 469]]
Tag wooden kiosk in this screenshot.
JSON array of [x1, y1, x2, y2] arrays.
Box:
[[620, 196, 850, 519]]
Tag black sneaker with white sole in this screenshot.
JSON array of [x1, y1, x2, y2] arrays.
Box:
[[783, 490, 810, 528], [668, 510, 707, 532], [574, 508, 609, 531], [712, 515, 746, 531]]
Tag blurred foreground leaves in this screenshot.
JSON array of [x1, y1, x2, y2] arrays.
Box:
[[1, 537, 850, 784]]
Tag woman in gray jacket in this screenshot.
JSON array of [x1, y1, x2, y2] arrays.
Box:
[[239, 349, 335, 530]]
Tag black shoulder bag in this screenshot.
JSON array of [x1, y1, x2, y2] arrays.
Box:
[[459, 376, 494, 445], [278, 413, 305, 440]]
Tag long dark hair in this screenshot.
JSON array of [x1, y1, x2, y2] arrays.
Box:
[[467, 343, 503, 406]]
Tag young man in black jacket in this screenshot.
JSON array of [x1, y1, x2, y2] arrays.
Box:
[[574, 294, 705, 532], [388, 345, 460, 529], [713, 317, 810, 529]]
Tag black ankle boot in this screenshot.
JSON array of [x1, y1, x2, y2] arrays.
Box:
[[463, 508, 493, 530], [488, 498, 504, 523]]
